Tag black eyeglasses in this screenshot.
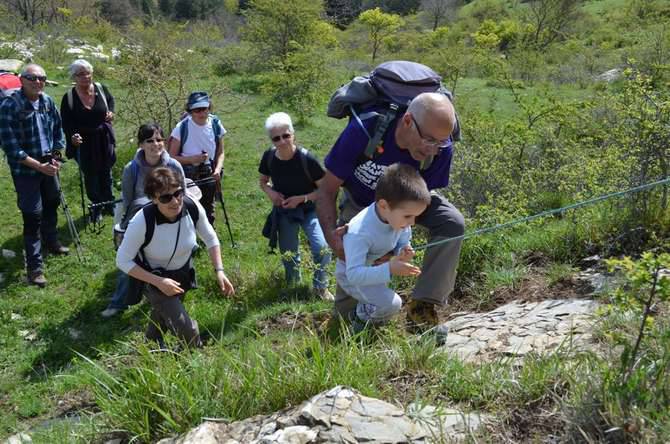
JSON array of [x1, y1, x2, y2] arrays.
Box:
[[157, 188, 184, 204], [271, 133, 292, 143], [22, 74, 47, 82], [410, 115, 450, 149], [191, 107, 208, 113], [143, 137, 164, 144]]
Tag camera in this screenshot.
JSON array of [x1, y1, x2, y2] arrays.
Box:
[[42, 150, 64, 163]]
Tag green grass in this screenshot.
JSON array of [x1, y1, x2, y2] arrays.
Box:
[[2, 18, 670, 442]]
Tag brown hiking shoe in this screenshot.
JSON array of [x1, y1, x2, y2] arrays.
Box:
[[27, 270, 47, 288], [406, 299, 439, 333]]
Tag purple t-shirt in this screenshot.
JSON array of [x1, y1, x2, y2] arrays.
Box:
[[324, 111, 453, 207]]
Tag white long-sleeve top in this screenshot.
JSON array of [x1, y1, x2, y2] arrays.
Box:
[[116, 199, 219, 273], [336, 202, 411, 287]]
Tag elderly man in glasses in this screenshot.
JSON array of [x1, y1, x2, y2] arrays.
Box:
[[0, 64, 68, 288], [317, 92, 465, 336]]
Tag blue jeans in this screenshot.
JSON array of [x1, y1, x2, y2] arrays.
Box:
[[11, 174, 60, 273], [107, 270, 129, 310], [277, 208, 331, 289]]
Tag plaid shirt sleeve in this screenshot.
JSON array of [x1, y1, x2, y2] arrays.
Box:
[[0, 98, 30, 166]]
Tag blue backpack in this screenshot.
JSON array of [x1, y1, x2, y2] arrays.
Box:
[[178, 114, 224, 153]]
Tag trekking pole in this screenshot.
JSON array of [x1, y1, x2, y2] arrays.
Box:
[[215, 175, 236, 248], [49, 154, 84, 262], [74, 145, 88, 228]]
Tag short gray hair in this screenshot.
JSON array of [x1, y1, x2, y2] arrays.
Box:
[[264, 112, 294, 135], [20, 63, 44, 76], [68, 59, 93, 79]]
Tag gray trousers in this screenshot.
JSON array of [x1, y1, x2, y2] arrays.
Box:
[[335, 191, 464, 316], [144, 284, 201, 347]]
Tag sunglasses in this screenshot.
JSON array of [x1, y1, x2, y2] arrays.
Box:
[[157, 188, 184, 204], [22, 74, 47, 82], [271, 133, 292, 143], [191, 107, 208, 113], [143, 137, 164, 144], [410, 115, 450, 149]]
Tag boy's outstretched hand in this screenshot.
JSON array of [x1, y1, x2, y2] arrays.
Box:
[[396, 245, 415, 262], [389, 245, 420, 277]]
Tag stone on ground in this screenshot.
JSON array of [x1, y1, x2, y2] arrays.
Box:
[[157, 386, 488, 443]]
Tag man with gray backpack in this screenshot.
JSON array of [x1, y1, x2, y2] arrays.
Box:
[[317, 61, 464, 339]]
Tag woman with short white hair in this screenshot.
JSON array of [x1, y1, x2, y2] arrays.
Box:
[[60, 58, 116, 222], [258, 112, 333, 300]]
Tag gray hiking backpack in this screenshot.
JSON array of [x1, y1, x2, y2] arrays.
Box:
[[327, 60, 460, 169]]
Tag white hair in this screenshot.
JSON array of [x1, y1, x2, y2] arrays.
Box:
[[20, 63, 44, 76], [264, 112, 294, 134], [68, 59, 93, 79]]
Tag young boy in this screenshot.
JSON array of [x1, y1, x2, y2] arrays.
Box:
[[336, 163, 431, 330]]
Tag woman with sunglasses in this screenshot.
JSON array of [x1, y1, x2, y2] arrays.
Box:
[[101, 123, 185, 318], [117, 167, 234, 348], [60, 59, 116, 223], [168, 91, 226, 225], [258, 112, 333, 300]]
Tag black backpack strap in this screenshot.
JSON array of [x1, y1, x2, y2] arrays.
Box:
[[364, 103, 398, 159], [183, 195, 200, 226], [297, 147, 315, 185], [134, 203, 157, 267], [140, 204, 157, 251]]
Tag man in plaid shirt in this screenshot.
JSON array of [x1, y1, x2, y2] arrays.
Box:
[[0, 64, 69, 287]]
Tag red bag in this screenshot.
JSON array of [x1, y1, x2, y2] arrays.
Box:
[[0, 72, 21, 99]]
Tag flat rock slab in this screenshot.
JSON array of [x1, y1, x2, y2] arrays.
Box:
[[440, 299, 599, 363], [157, 386, 488, 443]]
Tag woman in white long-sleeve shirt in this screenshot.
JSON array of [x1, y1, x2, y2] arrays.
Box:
[[116, 167, 234, 347]]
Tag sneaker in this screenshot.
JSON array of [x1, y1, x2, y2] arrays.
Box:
[[314, 287, 335, 301], [347, 309, 368, 334], [47, 242, 70, 256], [27, 270, 47, 288], [101, 307, 123, 318], [406, 299, 439, 333]]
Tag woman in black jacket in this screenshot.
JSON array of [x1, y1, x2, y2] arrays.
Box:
[[60, 59, 116, 222]]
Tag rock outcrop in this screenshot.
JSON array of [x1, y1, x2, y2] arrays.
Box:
[[157, 386, 488, 443], [439, 299, 599, 363]]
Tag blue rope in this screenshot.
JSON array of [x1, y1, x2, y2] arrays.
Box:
[[414, 177, 670, 251]]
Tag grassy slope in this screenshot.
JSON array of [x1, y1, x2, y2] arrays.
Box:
[[1, 0, 669, 440]]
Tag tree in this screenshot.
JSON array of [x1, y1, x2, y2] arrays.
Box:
[[325, 0, 362, 27], [525, 0, 580, 49], [421, 0, 455, 31], [99, 0, 134, 26], [242, 0, 326, 64], [358, 7, 403, 61], [362, 0, 421, 15], [158, 0, 174, 16], [2, 0, 67, 27]]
